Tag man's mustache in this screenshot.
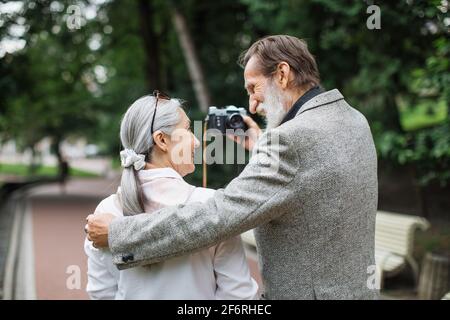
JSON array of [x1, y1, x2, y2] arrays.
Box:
[[256, 103, 266, 116]]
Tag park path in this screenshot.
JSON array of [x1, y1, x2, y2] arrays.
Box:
[[26, 178, 119, 299], [21, 177, 262, 299]]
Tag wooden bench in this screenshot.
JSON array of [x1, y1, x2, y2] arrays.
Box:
[[240, 210, 430, 287], [375, 211, 429, 286]]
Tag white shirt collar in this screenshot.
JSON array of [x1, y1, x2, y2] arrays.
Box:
[[137, 167, 183, 182]]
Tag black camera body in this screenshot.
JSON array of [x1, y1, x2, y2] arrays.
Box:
[[207, 106, 248, 134]]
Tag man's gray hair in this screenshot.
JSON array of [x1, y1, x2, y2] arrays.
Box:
[[239, 35, 320, 89]]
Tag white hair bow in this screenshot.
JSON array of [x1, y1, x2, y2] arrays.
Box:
[[120, 149, 146, 171]]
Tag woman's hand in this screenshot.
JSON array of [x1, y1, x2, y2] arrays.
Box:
[[227, 116, 262, 151]]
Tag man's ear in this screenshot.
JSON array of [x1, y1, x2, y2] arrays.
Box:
[[276, 61, 291, 90], [152, 130, 169, 152]]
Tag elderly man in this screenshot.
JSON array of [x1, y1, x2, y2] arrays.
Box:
[[87, 35, 379, 300]]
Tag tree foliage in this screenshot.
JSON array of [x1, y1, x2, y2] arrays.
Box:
[[0, 0, 448, 186]]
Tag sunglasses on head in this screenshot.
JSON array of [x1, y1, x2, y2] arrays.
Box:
[[150, 90, 171, 134]]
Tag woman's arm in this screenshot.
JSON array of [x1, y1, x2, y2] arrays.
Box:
[[84, 239, 119, 300], [85, 199, 120, 299], [213, 236, 259, 300]]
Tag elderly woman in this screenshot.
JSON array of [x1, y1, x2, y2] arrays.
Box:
[[84, 92, 258, 300]]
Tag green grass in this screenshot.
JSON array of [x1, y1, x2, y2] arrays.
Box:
[[0, 163, 99, 178], [111, 157, 121, 169], [398, 97, 448, 131]]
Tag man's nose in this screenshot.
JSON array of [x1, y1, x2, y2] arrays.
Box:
[[249, 98, 259, 114]]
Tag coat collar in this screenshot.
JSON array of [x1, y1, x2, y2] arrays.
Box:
[[280, 86, 324, 125], [295, 88, 344, 117]]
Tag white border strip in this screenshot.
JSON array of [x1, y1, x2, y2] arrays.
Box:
[[3, 196, 36, 300], [15, 200, 36, 299], [3, 196, 22, 300]]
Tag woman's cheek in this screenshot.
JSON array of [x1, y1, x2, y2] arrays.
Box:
[[180, 133, 196, 176]]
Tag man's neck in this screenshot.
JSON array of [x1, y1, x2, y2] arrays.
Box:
[[284, 85, 312, 112], [278, 84, 324, 126]]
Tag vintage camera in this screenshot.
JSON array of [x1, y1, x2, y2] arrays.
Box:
[[206, 106, 248, 134]]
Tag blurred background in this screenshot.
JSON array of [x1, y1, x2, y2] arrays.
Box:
[[0, 0, 448, 300]]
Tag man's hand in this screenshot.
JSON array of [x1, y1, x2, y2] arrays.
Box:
[[227, 116, 262, 151], [86, 213, 117, 248]]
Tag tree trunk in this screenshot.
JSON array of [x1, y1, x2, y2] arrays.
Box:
[[410, 165, 429, 217], [171, 5, 211, 112], [384, 93, 403, 132], [51, 137, 69, 182], [28, 145, 39, 175], [138, 0, 163, 91]]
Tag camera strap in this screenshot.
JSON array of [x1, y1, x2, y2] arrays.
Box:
[[202, 121, 208, 187]]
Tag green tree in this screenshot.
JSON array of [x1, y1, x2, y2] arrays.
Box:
[[0, 0, 109, 175], [240, 0, 449, 187]]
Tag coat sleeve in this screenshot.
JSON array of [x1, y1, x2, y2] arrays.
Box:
[[108, 129, 300, 270]]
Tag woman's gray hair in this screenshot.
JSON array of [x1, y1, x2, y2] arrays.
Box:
[[119, 95, 181, 216]]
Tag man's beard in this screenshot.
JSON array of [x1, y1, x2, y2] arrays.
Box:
[[259, 82, 287, 130]]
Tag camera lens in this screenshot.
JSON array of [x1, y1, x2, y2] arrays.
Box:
[[227, 113, 244, 130]]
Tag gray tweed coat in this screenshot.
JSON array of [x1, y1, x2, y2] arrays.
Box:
[[108, 89, 379, 300]]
